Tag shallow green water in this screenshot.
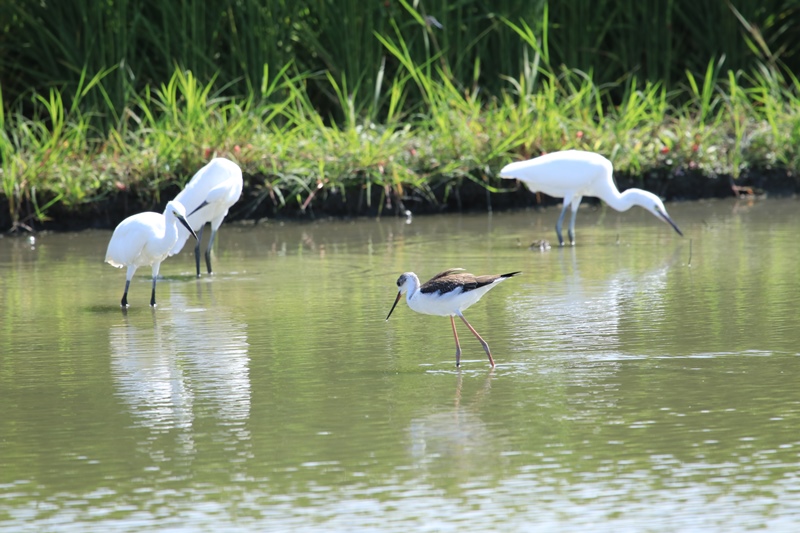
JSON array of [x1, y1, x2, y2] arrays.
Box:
[[1, 197, 800, 531]]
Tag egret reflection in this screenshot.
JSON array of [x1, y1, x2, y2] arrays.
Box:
[[508, 248, 678, 357], [110, 293, 251, 450]]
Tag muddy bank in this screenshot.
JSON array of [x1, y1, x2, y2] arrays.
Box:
[[5, 166, 798, 233]]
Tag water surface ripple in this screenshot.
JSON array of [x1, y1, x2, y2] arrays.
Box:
[[1, 198, 800, 531]]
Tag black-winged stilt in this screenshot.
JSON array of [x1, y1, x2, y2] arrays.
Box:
[[386, 268, 521, 367]]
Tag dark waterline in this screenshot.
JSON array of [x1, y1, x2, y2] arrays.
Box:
[[6, 165, 798, 233]]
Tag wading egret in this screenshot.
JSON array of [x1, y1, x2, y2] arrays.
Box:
[[106, 200, 198, 307], [500, 150, 683, 246], [386, 268, 521, 367], [171, 158, 243, 276]]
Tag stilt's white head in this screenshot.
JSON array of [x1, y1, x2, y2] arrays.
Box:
[[386, 272, 419, 321]]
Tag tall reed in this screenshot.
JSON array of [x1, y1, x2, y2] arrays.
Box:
[[4, 0, 799, 125]]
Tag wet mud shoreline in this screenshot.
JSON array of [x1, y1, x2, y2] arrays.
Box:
[[4, 166, 797, 233]]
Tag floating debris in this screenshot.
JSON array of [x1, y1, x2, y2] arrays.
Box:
[[529, 239, 551, 251]]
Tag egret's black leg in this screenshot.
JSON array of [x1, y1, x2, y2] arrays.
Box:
[[193, 225, 205, 277], [121, 280, 130, 307], [555, 201, 570, 246], [568, 208, 579, 245], [567, 196, 582, 246], [205, 228, 218, 275], [150, 277, 157, 307]]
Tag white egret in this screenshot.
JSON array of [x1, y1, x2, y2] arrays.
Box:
[[500, 150, 683, 246], [386, 268, 521, 367], [171, 157, 243, 276], [105, 200, 198, 307]]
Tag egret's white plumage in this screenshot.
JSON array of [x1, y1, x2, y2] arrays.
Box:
[[171, 158, 243, 276], [386, 269, 520, 367], [500, 150, 683, 245], [105, 200, 198, 307]]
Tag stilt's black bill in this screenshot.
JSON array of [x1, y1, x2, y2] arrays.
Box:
[[386, 292, 402, 321]]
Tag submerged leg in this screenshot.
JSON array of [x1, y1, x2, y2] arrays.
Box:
[[555, 200, 571, 246], [121, 265, 137, 307], [194, 225, 205, 277], [121, 279, 131, 307], [450, 315, 462, 367], [205, 227, 218, 275], [150, 277, 157, 307], [458, 313, 495, 367], [568, 195, 582, 245], [150, 263, 161, 307]]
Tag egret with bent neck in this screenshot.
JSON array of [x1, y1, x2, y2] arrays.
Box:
[[500, 149, 683, 246]]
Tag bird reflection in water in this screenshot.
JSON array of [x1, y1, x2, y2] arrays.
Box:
[[109, 293, 251, 460], [407, 370, 509, 481], [507, 246, 682, 359]]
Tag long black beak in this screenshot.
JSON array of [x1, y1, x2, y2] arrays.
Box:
[[658, 209, 683, 237], [188, 200, 209, 217], [386, 291, 402, 321], [177, 214, 199, 240]]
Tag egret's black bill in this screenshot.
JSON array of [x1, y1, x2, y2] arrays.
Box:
[[188, 200, 209, 217], [659, 210, 683, 237], [386, 291, 402, 321], [177, 214, 199, 241]]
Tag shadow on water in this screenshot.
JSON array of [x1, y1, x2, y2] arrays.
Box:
[[86, 304, 134, 314]]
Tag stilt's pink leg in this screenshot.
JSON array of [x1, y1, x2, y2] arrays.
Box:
[[458, 314, 495, 367], [450, 315, 462, 367]]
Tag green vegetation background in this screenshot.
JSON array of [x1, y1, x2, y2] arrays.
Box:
[[1, 0, 799, 230]]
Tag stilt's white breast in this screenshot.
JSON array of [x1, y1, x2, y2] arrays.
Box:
[[407, 282, 498, 316]]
